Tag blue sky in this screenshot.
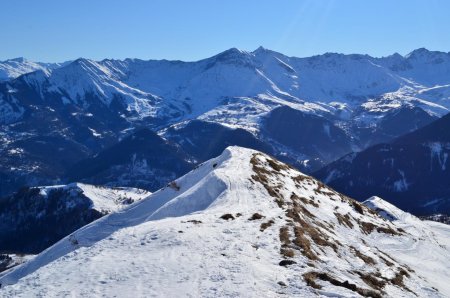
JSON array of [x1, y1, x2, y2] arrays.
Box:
[[1, 0, 449, 62]]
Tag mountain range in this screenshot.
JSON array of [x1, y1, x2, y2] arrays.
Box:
[[1, 47, 450, 214]]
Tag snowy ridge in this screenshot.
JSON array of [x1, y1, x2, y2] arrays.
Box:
[[4, 47, 450, 128], [36, 183, 150, 213], [1, 147, 449, 297], [46, 58, 161, 118], [0, 58, 66, 81], [363, 196, 416, 222]]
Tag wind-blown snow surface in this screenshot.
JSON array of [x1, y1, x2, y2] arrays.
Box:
[[1, 147, 449, 297]]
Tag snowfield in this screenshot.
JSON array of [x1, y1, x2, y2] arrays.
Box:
[[0, 147, 449, 297]]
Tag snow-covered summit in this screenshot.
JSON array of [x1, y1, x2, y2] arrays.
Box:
[[1, 147, 448, 297]]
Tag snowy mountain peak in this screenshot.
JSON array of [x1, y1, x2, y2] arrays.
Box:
[[1, 146, 448, 297], [208, 47, 255, 67], [389, 52, 403, 59], [405, 47, 431, 59], [63, 58, 108, 76], [0, 59, 48, 81], [6, 57, 28, 63], [0, 58, 68, 81], [252, 45, 272, 54], [405, 48, 450, 64], [72, 57, 95, 66], [45, 57, 154, 109]]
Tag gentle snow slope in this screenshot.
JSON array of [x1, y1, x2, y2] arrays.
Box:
[[1, 147, 449, 297]]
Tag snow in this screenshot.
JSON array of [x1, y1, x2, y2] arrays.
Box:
[[36, 183, 150, 213], [323, 169, 340, 184], [7, 148, 24, 155], [363, 196, 450, 295], [1, 147, 448, 297], [0, 58, 65, 81], [364, 196, 412, 221], [323, 123, 331, 138], [88, 127, 102, 138], [393, 170, 409, 192], [3, 48, 450, 135], [428, 142, 449, 171]]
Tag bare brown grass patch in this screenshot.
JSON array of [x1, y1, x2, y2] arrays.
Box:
[[260, 219, 275, 231]]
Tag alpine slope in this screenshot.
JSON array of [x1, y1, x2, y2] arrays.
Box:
[[1, 147, 449, 297]]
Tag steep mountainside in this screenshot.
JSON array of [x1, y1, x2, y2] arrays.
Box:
[[314, 113, 450, 215], [163, 119, 275, 162], [1, 147, 448, 297], [68, 128, 193, 191], [0, 183, 149, 254], [261, 106, 353, 167]]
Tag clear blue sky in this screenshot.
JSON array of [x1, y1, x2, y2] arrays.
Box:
[[1, 0, 449, 62]]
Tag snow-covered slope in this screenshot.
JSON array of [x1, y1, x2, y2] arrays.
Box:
[[37, 183, 150, 213], [363, 196, 410, 221], [1, 147, 448, 297], [0, 57, 66, 81], [363, 196, 450, 293], [0, 183, 150, 254]]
